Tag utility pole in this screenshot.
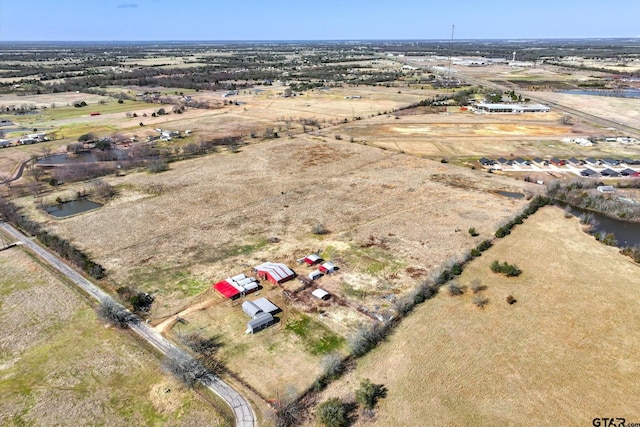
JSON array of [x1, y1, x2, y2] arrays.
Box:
[[447, 24, 455, 89]]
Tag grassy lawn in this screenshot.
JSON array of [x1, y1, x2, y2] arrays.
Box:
[[0, 245, 230, 426], [315, 206, 640, 426]]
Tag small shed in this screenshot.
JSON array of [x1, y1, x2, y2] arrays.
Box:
[[312, 289, 330, 300], [242, 301, 263, 318], [309, 270, 323, 280], [319, 261, 336, 274], [597, 186, 616, 193], [303, 254, 323, 266], [246, 312, 275, 334], [619, 168, 637, 176]]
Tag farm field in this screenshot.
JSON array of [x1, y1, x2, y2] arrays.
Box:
[[0, 244, 230, 426], [13, 136, 535, 399], [32, 137, 534, 310], [314, 206, 640, 426]]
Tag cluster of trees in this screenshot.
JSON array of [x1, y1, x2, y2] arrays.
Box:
[[548, 180, 640, 222], [116, 286, 154, 314], [315, 379, 387, 427], [495, 195, 552, 238], [490, 260, 522, 277]]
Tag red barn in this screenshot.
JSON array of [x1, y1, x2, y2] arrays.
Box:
[[255, 262, 295, 284], [303, 254, 323, 266], [213, 274, 259, 299], [214, 280, 242, 299]]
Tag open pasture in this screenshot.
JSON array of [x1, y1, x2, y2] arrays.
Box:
[[35, 137, 532, 313], [314, 206, 640, 426], [0, 244, 229, 426]]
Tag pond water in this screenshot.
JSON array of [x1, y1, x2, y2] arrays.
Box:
[[45, 199, 103, 218], [559, 88, 640, 99], [38, 150, 128, 165], [495, 191, 525, 199], [564, 204, 640, 248]]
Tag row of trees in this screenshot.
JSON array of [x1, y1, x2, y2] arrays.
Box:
[[0, 198, 106, 279]]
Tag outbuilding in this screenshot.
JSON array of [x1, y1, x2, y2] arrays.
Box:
[[242, 301, 263, 317], [303, 254, 323, 266], [255, 262, 295, 284], [309, 270, 323, 280], [213, 274, 259, 299], [253, 297, 280, 315], [246, 312, 275, 334], [318, 262, 336, 274], [312, 289, 330, 300]]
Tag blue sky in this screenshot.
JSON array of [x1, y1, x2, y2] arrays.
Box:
[[1, 0, 639, 41]]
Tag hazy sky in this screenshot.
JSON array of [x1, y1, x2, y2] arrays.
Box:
[[1, 0, 639, 41]]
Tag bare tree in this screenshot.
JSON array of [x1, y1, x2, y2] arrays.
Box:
[[96, 299, 135, 329], [162, 348, 208, 389]]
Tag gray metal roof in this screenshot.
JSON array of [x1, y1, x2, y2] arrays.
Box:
[[246, 312, 274, 333], [242, 301, 263, 318], [253, 297, 279, 314]]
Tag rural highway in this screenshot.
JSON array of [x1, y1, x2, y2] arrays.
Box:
[[0, 222, 256, 427]]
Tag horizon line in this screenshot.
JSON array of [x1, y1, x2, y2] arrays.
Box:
[[1, 37, 640, 44]]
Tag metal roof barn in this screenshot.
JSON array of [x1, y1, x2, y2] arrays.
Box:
[[312, 288, 330, 300], [255, 262, 295, 284], [319, 261, 336, 274], [242, 301, 263, 318], [246, 312, 275, 334], [214, 280, 242, 299], [253, 297, 280, 315], [303, 254, 323, 266], [213, 274, 259, 299], [309, 270, 323, 280]]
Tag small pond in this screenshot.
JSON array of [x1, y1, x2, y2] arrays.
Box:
[[38, 150, 128, 165], [563, 204, 640, 248], [559, 88, 640, 99], [495, 191, 525, 199], [45, 199, 103, 218]]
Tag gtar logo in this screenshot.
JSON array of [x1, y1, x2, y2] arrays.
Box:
[[593, 418, 626, 427]]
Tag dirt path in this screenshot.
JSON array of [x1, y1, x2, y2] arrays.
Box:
[[154, 297, 221, 334]]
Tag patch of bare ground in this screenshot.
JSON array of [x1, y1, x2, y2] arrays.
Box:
[[0, 246, 228, 426], [327, 108, 636, 159], [312, 206, 640, 426]]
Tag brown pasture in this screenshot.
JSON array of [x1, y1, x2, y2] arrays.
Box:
[[313, 206, 640, 426]]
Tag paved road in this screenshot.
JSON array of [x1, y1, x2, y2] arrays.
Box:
[[0, 222, 256, 427]]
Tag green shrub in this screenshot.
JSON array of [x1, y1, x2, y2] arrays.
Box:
[[316, 398, 348, 427], [490, 260, 522, 277], [477, 240, 492, 252]]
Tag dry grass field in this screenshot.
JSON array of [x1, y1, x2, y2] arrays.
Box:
[[11, 137, 535, 399], [327, 108, 633, 160], [33, 137, 533, 309], [0, 245, 229, 426], [314, 206, 640, 426]]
